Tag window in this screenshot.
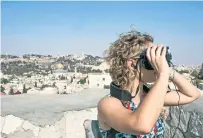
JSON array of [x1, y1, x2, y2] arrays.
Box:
[[102, 78, 105, 81], [97, 84, 99, 87], [104, 85, 110, 89]]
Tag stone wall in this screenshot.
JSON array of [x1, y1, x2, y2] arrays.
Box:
[[1, 89, 108, 138], [1, 108, 97, 138], [2, 105, 202, 138], [164, 106, 203, 138], [1, 90, 203, 138]]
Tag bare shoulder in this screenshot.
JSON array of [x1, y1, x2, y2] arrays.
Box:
[[97, 96, 152, 135], [97, 96, 123, 112], [97, 96, 143, 134]]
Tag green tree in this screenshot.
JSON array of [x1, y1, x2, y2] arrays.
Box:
[[35, 82, 37, 87], [1, 78, 9, 84], [104, 69, 109, 73], [23, 84, 27, 93], [9, 87, 14, 95], [70, 77, 73, 83], [196, 79, 203, 88], [191, 70, 199, 78], [41, 84, 49, 90], [0, 86, 5, 92], [178, 70, 189, 74], [198, 63, 203, 79], [92, 69, 102, 73], [60, 75, 66, 80], [53, 82, 56, 87], [79, 79, 86, 84]]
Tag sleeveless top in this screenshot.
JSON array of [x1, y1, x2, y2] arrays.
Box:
[[98, 99, 165, 138]]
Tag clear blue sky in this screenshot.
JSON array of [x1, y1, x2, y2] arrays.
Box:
[[2, 1, 203, 65]]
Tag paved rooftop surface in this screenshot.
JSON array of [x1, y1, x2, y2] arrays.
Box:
[[1, 89, 109, 126], [1, 89, 202, 126]]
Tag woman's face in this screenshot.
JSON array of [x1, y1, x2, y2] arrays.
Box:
[[138, 42, 157, 83], [141, 42, 156, 83], [127, 42, 157, 83]]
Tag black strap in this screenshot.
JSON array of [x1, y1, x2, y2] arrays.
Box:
[[91, 120, 102, 138], [110, 82, 132, 101], [107, 128, 119, 138]]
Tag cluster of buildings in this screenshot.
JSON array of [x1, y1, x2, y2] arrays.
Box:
[[0, 61, 112, 96], [1, 53, 203, 96]]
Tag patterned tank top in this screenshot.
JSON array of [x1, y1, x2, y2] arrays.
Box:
[[99, 100, 165, 138]]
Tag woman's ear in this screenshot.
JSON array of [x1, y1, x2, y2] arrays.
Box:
[[127, 59, 137, 71]]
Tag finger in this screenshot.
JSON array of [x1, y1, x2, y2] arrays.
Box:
[[156, 45, 163, 57], [150, 46, 157, 64], [146, 47, 152, 63], [161, 47, 167, 57]]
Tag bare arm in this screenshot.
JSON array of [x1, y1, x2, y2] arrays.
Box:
[[98, 75, 169, 135], [164, 69, 201, 106]]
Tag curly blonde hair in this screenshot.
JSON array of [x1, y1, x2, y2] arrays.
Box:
[[104, 30, 153, 87]]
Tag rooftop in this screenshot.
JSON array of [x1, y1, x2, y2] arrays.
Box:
[[1, 88, 109, 126]]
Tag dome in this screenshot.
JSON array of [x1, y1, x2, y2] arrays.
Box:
[[55, 63, 64, 69], [53, 69, 67, 73]]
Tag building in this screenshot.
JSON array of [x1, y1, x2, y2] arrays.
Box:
[[27, 87, 58, 95], [53, 69, 67, 77], [87, 73, 112, 89], [92, 62, 109, 71]]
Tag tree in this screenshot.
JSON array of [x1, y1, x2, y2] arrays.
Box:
[[35, 82, 37, 87], [0, 86, 5, 92], [198, 63, 203, 79], [41, 84, 49, 90], [1, 78, 9, 84], [53, 82, 56, 87], [196, 79, 203, 88], [191, 70, 199, 78], [92, 69, 102, 73], [9, 87, 14, 95], [178, 70, 189, 74], [70, 77, 73, 83], [104, 69, 109, 73], [60, 75, 66, 80], [79, 79, 86, 84], [23, 84, 27, 93]]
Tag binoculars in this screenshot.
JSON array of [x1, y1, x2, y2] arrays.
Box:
[[139, 46, 172, 70]]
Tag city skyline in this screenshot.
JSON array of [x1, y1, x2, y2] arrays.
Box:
[[2, 1, 203, 65]]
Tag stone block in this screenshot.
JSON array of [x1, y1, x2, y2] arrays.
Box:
[[7, 130, 34, 138], [22, 121, 40, 137], [0, 116, 5, 132], [38, 125, 62, 138], [1, 115, 23, 134], [65, 108, 97, 138]]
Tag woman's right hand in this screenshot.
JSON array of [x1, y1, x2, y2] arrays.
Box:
[[146, 45, 170, 77]]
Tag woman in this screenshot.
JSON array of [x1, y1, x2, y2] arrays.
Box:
[[97, 30, 201, 138]]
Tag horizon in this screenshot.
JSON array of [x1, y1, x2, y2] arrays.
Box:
[[2, 1, 203, 66]]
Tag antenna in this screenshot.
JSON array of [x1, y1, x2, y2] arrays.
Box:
[[130, 24, 136, 31]]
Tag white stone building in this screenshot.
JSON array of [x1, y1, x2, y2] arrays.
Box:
[[87, 73, 112, 89], [27, 87, 58, 95], [92, 62, 109, 71], [54, 80, 68, 94]]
